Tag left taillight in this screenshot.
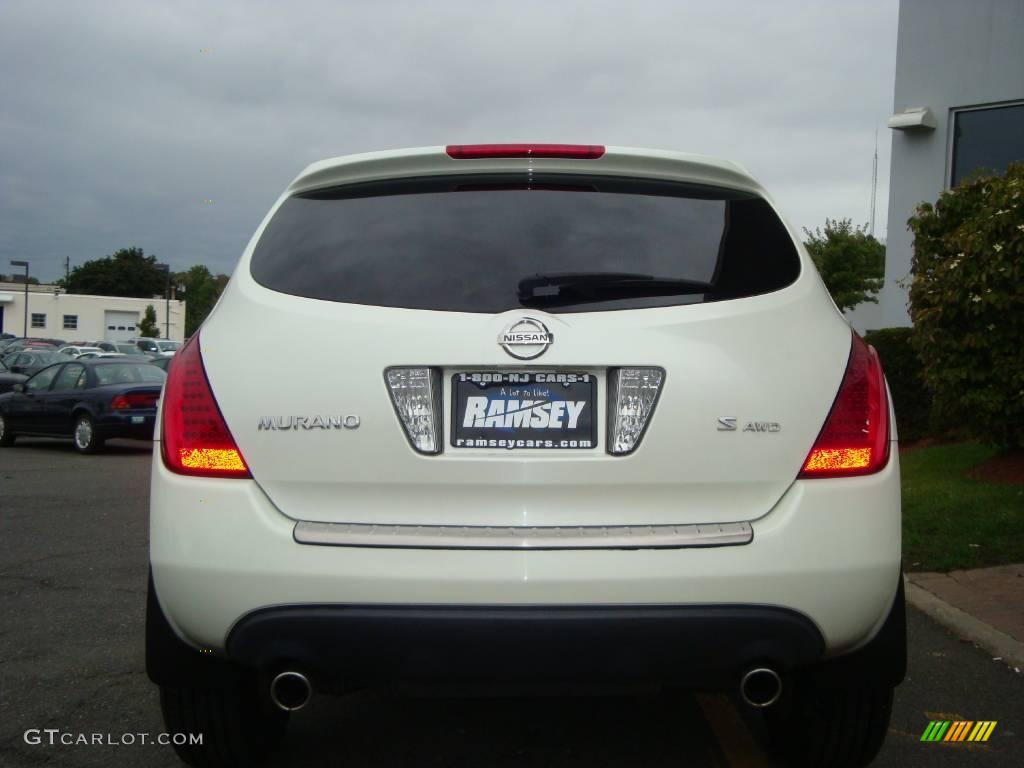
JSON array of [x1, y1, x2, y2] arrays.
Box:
[[161, 332, 251, 478], [111, 392, 158, 409], [799, 332, 890, 479]]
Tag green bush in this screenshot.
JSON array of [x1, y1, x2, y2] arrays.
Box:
[[863, 328, 931, 443], [907, 162, 1024, 448]]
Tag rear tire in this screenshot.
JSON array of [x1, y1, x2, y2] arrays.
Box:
[[764, 678, 894, 768], [0, 412, 15, 446], [160, 681, 288, 768], [72, 414, 104, 454]]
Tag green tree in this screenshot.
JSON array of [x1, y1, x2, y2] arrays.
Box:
[[907, 162, 1024, 448], [138, 305, 160, 338], [66, 247, 165, 298], [177, 265, 230, 336], [803, 219, 885, 312]]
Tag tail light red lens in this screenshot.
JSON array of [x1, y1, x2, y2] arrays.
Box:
[[445, 144, 605, 160], [111, 392, 159, 410], [799, 333, 890, 479], [161, 333, 250, 478]]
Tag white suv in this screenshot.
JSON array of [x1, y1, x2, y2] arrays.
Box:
[[148, 145, 904, 768]]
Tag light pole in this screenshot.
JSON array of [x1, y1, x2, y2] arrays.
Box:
[[157, 263, 171, 339], [10, 260, 29, 338]]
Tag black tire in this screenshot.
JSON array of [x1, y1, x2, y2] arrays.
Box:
[[765, 678, 894, 768], [0, 412, 15, 446], [72, 413, 104, 454], [160, 681, 288, 768]]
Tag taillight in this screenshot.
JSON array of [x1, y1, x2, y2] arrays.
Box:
[[111, 392, 158, 410], [799, 333, 890, 478], [445, 144, 605, 160], [161, 333, 250, 478]]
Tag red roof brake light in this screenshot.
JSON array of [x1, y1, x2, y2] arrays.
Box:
[[161, 333, 250, 479], [445, 144, 605, 160], [799, 333, 890, 479]]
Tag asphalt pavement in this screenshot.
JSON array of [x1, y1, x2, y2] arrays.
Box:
[[0, 437, 1020, 767]]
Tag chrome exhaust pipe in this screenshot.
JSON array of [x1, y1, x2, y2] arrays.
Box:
[[739, 667, 782, 708], [269, 671, 312, 712]]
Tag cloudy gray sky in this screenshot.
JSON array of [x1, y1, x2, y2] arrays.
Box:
[[0, 0, 898, 283]]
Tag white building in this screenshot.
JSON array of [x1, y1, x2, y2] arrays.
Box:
[[0, 282, 186, 342], [872, 0, 1024, 329]]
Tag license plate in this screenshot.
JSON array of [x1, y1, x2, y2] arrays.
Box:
[[452, 371, 597, 450], [131, 416, 145, 424]]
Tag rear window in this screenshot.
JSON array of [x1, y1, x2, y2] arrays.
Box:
[[94, 364, 166, 386], [251, 174, 801, 313], [28, 352, 63, 365]]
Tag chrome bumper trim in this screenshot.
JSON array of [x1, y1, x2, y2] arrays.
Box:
[[292, 520, 753, 550]]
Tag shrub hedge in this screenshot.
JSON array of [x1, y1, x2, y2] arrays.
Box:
[[864, 327, 931, 443], [906, 162, 1024, 448]]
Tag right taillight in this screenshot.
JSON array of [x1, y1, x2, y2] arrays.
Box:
[[799, 333, 890, 478], [161, 332, 251, 478]]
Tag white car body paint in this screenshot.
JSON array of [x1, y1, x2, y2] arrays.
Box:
[[150, 146, 901, 659]]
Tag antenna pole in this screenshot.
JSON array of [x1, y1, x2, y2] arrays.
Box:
[[870, 128, 878, 237]]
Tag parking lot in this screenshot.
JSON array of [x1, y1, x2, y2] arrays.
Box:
[[1, 438, 1021, 767]]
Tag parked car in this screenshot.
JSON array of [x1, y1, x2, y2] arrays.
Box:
[[1, 339, 57, 357], [3, 349, 65, 376], [155, 340, 182, 356], [113, 342, 147, 355], [0, 359, 28, 395], [128, 338, 160, 354], [147, 145, 903, 768], [78, 351, 127, 360], [0, 359, 166, 453], [148, 356, 172, 373], [58, 345, 104, 358]]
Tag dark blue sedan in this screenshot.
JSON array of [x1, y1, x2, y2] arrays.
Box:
[[0, 359, 165, 453]]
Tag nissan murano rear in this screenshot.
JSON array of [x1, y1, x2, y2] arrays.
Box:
[[148, 144, 904, 768]]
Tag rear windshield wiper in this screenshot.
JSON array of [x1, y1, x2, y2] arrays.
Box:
[[517, 272, 712, 306]]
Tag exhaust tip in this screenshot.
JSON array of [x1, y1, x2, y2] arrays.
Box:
[[270, 671, 312, 711], [740, 667, 782, 708]]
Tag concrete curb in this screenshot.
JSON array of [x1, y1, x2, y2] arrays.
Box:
[[905, 578, 1024, 671]]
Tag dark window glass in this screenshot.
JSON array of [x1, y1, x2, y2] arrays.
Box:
[[25, 365, 60, 392], [53, 364, 85, 391], [63, 315, 78, 330], [94, 364, 166, 386], [31, 313, 46, 328], [251, 174, 801, 313], [26, 352, 62, 366], [951, 103, 1024, 186]]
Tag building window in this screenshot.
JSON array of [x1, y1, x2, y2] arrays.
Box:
[[951, 101, 1024, 186], [31, 313, 46, 329], [63, 314, 78, 330]]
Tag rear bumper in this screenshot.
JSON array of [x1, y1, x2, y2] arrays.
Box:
[[96, 411, 156, 440], [149, 445, 902, 661], [226, 604, 824, 691]]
